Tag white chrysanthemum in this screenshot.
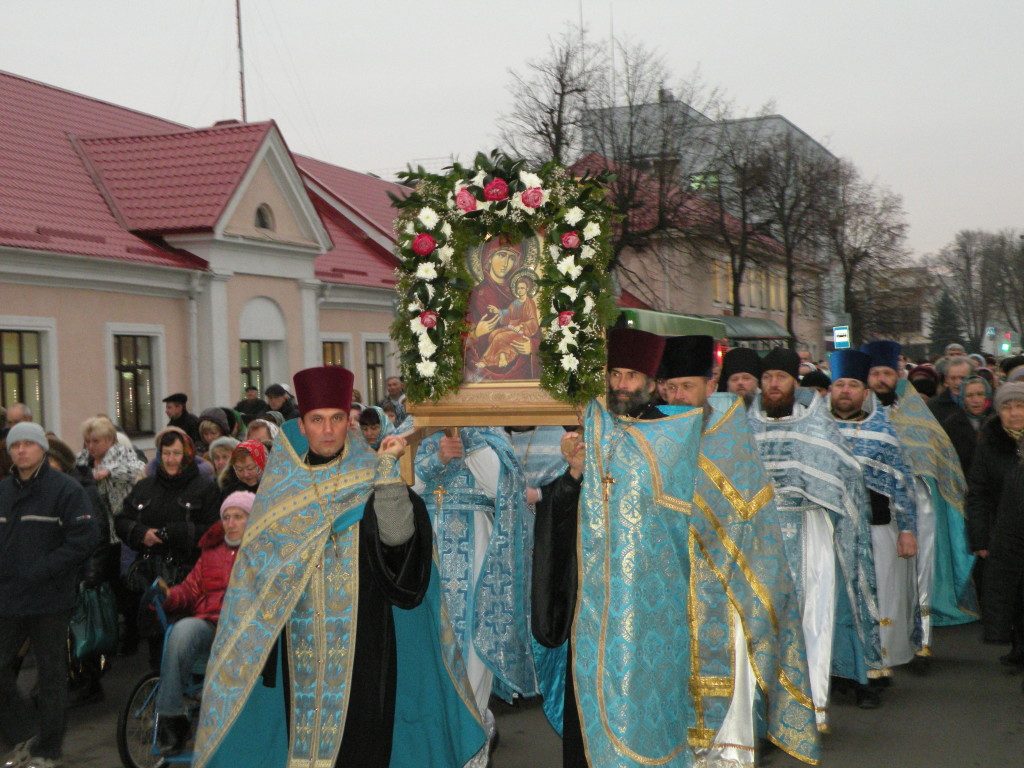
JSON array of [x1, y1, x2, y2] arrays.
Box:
[[437, 245, 454, 267], [564, 207, 585, 226], [440, 221, 452, 238], [510, 192, 527, 212], [417, 334, 437, 358], [445, 192, 455, 210], [580, 245, 595, 260], [556, 255, 576, 276], [404, 221, 416, 235], [560, 354, 579, 372], [417, 207, 439, 230], [415, 262, 438, 281], [583, 221, 601, 241], [471, 170, 486, 188], [425, 283, 436, 302], [583, 295, 595, 315], [548, 244, 562, 259], [416, 360, 438, 378], [407, 301, 421, 313], [561, 286, 578, 302], [409, 318, 427, 336], [519, 170, 543, 189]]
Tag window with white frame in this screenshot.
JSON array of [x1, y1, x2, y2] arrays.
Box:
[[113, 335, 155, 436], [1, 330, 44, 423], [365, 341, 387, 406], [322, 341, 348, 368]]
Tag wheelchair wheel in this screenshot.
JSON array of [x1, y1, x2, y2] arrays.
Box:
[[117, 672, 163, 768]]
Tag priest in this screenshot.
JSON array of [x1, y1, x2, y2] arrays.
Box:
[[747, 347, 880, 732], [532, 329, 819, 767], [862, 340, 977, 667], [193, 366, 483, 768], [829, 349, 918, 702], [717, 346, 762, 408]]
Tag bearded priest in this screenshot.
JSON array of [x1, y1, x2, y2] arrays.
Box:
[[192, 366, 484, 768]]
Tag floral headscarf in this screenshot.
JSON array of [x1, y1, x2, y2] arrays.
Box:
[[232, 439, 268, 471]]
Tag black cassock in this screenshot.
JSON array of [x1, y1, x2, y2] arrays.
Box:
[[532, 403, 663, 768], [260, 482, 432, 768]]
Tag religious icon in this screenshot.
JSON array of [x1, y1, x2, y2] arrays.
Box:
[[463, 236, 543, 382]]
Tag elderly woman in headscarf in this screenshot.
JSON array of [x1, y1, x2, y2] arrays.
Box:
[[942, 374, 993, 475], [357, 405, 394, 451], [116, 427, 220, 668], [217, 439, 268, 504]]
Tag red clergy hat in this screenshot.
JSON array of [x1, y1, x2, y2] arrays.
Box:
[[293, 366, 355, 416], [607, 327, 666, 378]]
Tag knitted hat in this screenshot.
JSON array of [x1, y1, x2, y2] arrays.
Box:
[[761, 347, 801, 380], [717, 347, 762, 392], [995, 382, 1024, 411], [658, 335, 715, 379], [198, 407, 230, 436], [861, 340, 902, 372], [220, 490, 256, 518], [5, 422, 48, 454], [606, 327, 666, 378]]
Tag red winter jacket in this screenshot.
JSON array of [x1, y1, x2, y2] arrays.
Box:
[[162, 521, 239, 624]]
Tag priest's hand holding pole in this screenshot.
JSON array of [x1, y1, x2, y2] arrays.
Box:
[[378, 435, 407, 458], [897, 531, 918, 558], [561, 431, 585, 481]]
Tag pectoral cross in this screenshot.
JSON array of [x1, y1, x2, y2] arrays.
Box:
[[602, 473, 615, 502], [433, 485, 447, 512]]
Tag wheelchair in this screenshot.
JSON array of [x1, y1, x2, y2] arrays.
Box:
[[116, 582, 209, 768]]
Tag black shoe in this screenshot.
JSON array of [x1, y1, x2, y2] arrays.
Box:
[[868, 676, 891, 689], [157, 715, 190, 756], [855, 685, 881, 709], [908, 654, 931, 675], [758, 739, 779, 765]]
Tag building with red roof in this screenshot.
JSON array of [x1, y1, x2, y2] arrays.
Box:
[[0, 70, 406, 442]]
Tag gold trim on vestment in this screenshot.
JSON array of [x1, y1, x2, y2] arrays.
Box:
[[697, 455, 774, 521], [702, 397, 743, 436], [624, 423, 695, 515], [768, 733, 821, 766]]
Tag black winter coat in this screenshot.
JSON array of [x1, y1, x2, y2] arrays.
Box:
[[942, 407, 991, 476], [0, 462, 98, 616], [928, 388, 960, 424], [982, 460, 1024, 643], [115, 461, 219, 570], [965, 416, 1020, 552], [74, 468, 113, 587]]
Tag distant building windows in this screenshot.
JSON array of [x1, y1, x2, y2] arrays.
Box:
[[255, 204, 275, 231], [322, 341, 348, 368], [113, 335, 154, 436], [1, 330, 44, 424], [365, 342, 387, 406], [713, 260, 734, 306], [240, 340, 264, 394]]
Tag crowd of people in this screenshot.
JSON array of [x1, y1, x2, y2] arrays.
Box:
[[0, 336, 1020, 768]]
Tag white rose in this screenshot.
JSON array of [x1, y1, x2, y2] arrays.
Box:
[[519, 170, 543, 189], [417, 207, 439, 230], [416, 360, 438, 378], [437, 245, 454, 267], [564, 207, 585, 226], [560, 354, 579, 372], [404, 221, 416, 235], [415, 262, 438, 281], [580, 245, 595, 260], [440, 221, 452, 238], [556, 255, 577, 276], [583, 221, 601, 241], [561, 286, 578, 302], [417, 334, 437, 358]]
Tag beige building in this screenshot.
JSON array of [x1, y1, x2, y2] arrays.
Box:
[[0, 71, 404, 448]]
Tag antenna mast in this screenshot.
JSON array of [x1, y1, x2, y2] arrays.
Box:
[[235, 0, 248, 122]]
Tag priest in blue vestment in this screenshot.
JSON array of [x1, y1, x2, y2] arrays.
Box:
[[192, 366, 483, 768], [532, 329, 819, 768]]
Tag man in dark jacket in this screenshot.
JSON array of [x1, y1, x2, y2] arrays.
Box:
[[0, 422, 98, 767], [163, 393, 201, 447], [928, 356, 973, 425], [234, 386, 269, 422]]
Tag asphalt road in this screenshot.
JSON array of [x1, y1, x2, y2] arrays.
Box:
[[6, 622, 1022, 767]]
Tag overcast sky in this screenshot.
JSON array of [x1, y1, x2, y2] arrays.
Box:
[[4, 1, 1022, 258]]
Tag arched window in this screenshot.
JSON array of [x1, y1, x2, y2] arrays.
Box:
[[255, 204, 275, 231]]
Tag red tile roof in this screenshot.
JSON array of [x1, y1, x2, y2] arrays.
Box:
[[76, 122, 273, 235], [0, 70, 206, 269], [311, 195, 398, 289], [617, 288, 653, 310], [296, 154, 407, 241]]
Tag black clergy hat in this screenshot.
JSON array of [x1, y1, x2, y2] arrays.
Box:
[[861, 340, 901, 372], [800, 369, 833, 389], [761, 347, 801, 379], [658, 335, 715, 379], [162, 393, 188, 405], [717, 347, 762, 392], [999, 355, 1024, 375]]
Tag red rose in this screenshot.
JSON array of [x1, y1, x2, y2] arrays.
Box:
[[521, 187, 544, 209], [483, 178, 509, 201], [561, 231, 581, 249], [558, 311, 575, 327], [455, 188, 477, 212], [411, 233, 437, 256], [419, 310, 438, 329]]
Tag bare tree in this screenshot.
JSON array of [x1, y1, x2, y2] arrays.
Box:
[[990, 230, 1024, 333], [936, 230, 1002, 350], [816, 160, 909, 345], [498, 26, 603, 165]]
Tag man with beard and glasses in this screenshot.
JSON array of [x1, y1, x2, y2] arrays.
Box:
[[748, 348, 879, 733], [862, 341, 977, 672], [531, 330, 819, 768], [717, 347, 762, 408], [829, 349, 919, 707]]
